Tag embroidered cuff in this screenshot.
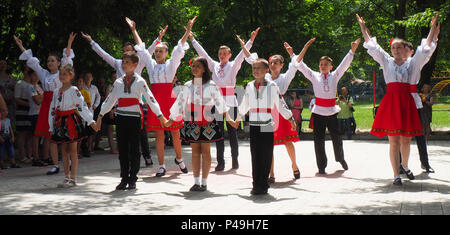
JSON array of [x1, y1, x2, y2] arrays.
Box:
[[245, 53, 258, 64], [134, 42, 146, 52], [178, 39, 190, 51], [363, 37, 378, 50], [19, 49, 33, 61], [62, 48, 75, 60]]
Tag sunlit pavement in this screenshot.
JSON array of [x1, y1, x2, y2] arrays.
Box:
[[0, 139, 449, 215]]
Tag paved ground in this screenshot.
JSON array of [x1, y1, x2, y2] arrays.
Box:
[[0, 139, 449, 215]]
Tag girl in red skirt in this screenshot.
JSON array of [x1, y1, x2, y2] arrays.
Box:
[[128, 17, 196, 177], [166, 57, 233, 191], [357, 13, 440, 185], [14, 33, 76, 175], [49, 65, 98, 187]]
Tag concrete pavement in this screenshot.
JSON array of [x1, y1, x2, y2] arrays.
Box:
[[0, 139, 449, 215]]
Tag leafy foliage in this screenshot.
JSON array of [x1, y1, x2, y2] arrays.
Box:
[[1, 0, 448, 88]]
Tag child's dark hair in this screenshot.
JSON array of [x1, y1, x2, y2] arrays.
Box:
[[27, 68, 36, 76], [48, 51, 62, 62], [122, 51, 140, 64], [403, 41, 414, 50], [253, 58, 270, 69], [123, 42, 137, 52], [193, 56, 211, 84]]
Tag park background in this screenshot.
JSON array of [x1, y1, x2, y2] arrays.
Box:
[[1, 0, 449, 132]]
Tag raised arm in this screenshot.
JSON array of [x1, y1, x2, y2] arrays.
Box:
[[13, 35, 26, 52], [62, 32, 76, 67], [232, 27, 259, 66], [333, 38, 359, 80], [81, 32, 119, 69], [356, 14, 371, 42], [15, 35, 51, 85], [191, 37, 216, 71], [237, 35, 251, 58], [181, 16, 197, 46], [126, 17, 143, 45], [296, 38, 315, 63], [65, 32, 76, 58], [295, 38, 317, 81], [426, 13, 439, 46]]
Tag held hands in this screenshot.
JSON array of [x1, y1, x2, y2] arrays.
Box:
[[290, 119, 297, 131], [164, 118, 173, 128], [89, 121, 100, 132], [351, 38, 361, 53], [227, 120, 239, 129], [81, 32, 93, 43]]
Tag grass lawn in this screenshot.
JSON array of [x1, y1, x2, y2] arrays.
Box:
[[300, 97, 450, 132]]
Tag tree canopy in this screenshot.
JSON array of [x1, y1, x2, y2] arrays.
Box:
[[1, 0, 448, 88]]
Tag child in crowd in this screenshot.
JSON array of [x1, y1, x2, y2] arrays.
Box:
[[0, 110, 20, 169]]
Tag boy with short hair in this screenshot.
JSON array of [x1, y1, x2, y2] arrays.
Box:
[[230, 58, 295, 195], [96, 51, 167, 190], [295, 38, 360, 174]]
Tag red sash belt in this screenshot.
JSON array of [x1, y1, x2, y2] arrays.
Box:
[[410, 84, 418, 93], [220, 87, 235, 96], [118, 98, 144, 128], [189, 104, 212, 126], [250, 108, 272, 113], [55, 109, 77, 139], [387, 82, 410, 94], [315, 98, 336, 107]]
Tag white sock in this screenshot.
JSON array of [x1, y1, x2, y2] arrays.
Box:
[[201, 178, 207, 186], [194, 177, 200, 185], [402, 166, 410, 172], [395, 175, 401, 180]]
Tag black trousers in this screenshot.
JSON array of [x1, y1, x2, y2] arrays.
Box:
[[312, 113, 345, 171], [116, 115, 141, 183], [140, 128, 151, 159], [400, 108, 430, 167], [216, 107, 239, 163], [250, 125, 274, 192]]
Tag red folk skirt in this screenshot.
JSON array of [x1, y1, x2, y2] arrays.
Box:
[[370, 82, 422, 137], [34, 91, 53, 138], [51, 109, 88, 144], [273, 105, 299, 146], [147, 83, 183, 131]]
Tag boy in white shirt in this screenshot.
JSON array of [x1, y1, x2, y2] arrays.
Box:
[[295, 37, 360, 175], [96, 51, 167, 190], [230, 58, 295, 195]]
